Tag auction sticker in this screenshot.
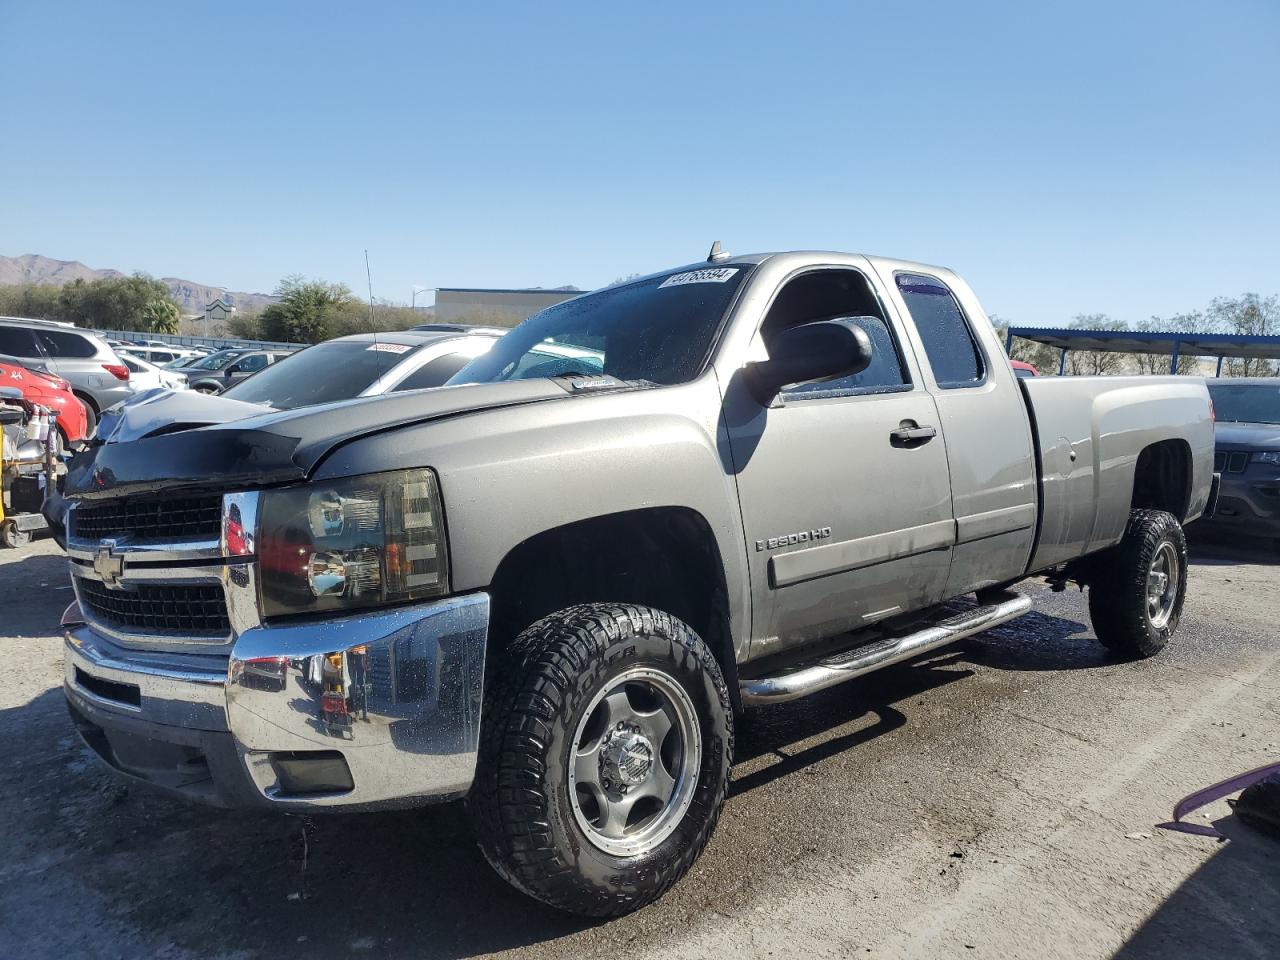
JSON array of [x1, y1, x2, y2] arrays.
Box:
[[367, 342, 412, 354], [659, 268, 739, 288]]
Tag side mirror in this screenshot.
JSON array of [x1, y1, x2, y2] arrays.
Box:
[[744, 319, 874, 404]]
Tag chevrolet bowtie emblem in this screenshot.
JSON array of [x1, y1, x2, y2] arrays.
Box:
[[94, 539, 125, 587]]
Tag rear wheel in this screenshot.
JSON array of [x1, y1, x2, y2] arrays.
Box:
[[468, 603, 733, 917], [1088, 509, 1187, 658]]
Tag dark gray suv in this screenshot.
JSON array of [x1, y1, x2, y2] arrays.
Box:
[[0, 317, 131, 432], [186, 349, 295, 394]]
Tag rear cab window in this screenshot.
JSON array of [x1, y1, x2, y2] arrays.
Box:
[[894, 274, 985, 389]]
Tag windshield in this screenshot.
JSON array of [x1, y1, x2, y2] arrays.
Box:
[[1208, 382, 1280, 424], [448, 266, 752, 387], [222, 340, 418, 409]]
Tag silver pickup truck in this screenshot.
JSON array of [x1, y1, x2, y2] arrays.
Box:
[[48, 249, 1217, 917]]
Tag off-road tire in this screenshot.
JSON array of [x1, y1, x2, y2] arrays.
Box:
[[467, 603, 733, 917], [1088, 509, 1187, 658]]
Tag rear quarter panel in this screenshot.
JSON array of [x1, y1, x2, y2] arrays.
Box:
[[1022, 375, 1214, 571]]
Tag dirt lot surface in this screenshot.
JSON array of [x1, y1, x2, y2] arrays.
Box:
[[2, 532, 1277, 960]]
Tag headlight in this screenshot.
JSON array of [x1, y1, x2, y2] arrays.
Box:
[[1252, 451, 1280, 466], [258, 468, 449, 619]]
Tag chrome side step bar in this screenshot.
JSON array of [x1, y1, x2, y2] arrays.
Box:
[[739, 592, 1033, 706]]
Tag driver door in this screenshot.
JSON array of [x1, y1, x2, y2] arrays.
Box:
[[721, 267, 955, 657]]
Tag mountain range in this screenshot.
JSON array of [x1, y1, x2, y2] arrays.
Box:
[[0, 254, 277, 314]]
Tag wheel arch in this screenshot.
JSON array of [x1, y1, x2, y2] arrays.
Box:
[[1131, 438, 1193, 522], [72, 389, 100, 416], [486, 506, 742, 711]]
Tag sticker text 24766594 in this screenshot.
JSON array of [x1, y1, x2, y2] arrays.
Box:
[[658, 268, 739, 288]]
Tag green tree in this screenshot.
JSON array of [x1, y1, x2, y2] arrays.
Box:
[[1206, 293, 1280, 377], [139, 297, 181, 334], [259, 275, 358, 343], [992, 315, 1060, 374], [54, 273, 175, 331], [1064, 314, 1125, 376], [0, 283, 62, 320], [1133, 312, 1208, 375]]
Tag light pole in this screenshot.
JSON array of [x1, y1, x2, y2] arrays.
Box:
[[411, 286, 431, 311]]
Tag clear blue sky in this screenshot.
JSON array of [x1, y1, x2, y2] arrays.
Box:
[[1, 0, 1276, 325]]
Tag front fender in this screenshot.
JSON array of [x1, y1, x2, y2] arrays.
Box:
[[312, 375, 751, 660]]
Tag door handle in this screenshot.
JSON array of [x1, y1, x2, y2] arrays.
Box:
[[890, 423, 937, 445]]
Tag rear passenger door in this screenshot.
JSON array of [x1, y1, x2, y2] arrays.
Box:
[[876, 268, 1038, 598]]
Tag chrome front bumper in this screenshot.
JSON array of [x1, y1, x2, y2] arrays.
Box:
[[64, 592, 490, 809]]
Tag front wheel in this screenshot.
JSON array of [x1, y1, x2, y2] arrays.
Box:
[[468, 603, 733, 917], [1088, 509, 1188, 658]]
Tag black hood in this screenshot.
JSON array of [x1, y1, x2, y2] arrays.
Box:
[[60, 380, 569, 502], [1215, 421, 1280, 449]]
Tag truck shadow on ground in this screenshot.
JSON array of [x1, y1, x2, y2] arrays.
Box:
[[1113, 816, 1280, 958], [0, 606, 1106, 960], [2, 551, 76, 636], [1187, 532, 1278, 566]]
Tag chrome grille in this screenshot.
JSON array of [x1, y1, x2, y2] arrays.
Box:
[[72, 495, 223, 542], [77, 578, 230, 635]]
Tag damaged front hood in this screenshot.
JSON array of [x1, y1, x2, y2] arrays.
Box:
[[63, 380, 570, 500], [94, 387, 272, 444]]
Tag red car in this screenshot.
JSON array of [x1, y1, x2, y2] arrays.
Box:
[[1010, 359, 1039, 378], [0, 358, 90, 445]]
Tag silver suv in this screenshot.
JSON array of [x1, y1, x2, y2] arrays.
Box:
[[0, 317, 131, 432]]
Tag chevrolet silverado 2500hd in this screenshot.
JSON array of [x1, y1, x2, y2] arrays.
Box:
[[48, 250, 1217, 917]]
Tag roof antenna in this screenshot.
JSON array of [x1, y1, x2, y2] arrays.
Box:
[[707, 240, 730, 263]]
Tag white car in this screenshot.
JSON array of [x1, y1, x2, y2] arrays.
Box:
[[218, 326, 602, 411], [120, 344, 201, 366], [120, 352, 189, 391]]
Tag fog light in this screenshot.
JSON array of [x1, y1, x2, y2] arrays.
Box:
[[270, 751, 354, 796]]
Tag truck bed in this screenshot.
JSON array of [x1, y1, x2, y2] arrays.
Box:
[[1020, 375, 1216, 573]]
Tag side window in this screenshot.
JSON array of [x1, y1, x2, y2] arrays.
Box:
[[36, 330, 99, 359], [0, 326, 41, 358], [392, 353, 473, 391], [238, 354, 268, 373], [760, 268, 912, 399], [895, 274, 984, 388], [782, 315, 910, 397]]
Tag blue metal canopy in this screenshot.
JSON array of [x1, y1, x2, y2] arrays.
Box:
[[1005, 326, 1280, 375]]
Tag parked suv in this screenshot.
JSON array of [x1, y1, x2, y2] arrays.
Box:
[[187, 349, 294, 394], [0, 317, 129, 433]]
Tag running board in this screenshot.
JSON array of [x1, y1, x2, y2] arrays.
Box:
[[739, 592, 1033, 706]]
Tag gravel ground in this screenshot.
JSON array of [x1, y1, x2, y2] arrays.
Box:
[[1, 531, 1277, 960]]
